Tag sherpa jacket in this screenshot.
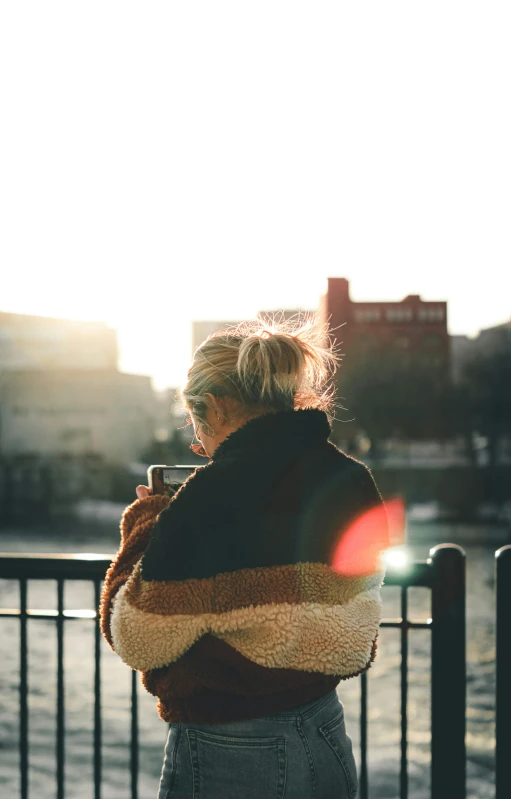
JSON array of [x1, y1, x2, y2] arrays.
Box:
[[100, 409, 389, 724]]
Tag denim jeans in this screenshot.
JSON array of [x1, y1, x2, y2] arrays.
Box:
[[157, 690, 358, 799]]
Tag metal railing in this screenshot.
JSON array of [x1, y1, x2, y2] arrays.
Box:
[[495, 545, 511, 799], [0, 545, 468, 799]]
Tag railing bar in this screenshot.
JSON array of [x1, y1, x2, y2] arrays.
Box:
[[93, 581, 102, 799], [1, 610, 100, 620], [131, 670, 138, 799], [1, 611, 432, 627], [56, 578, 65, 799], [0, 555, 114, 582], [381, 620, 431, 629], [496, 545, 511, 799], [19, 577, 28, 799], [430, 545, 466, 799], [0, 555, 435, 588], [359, 669, 368, 799], [400, 586, 408, 799]]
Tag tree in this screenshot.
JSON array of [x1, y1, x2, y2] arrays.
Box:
[[334, 350, 453, 455], [460, 351, 511, 469]]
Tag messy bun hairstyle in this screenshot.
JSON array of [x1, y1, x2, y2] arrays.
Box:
[[182, 315, 340, 436]]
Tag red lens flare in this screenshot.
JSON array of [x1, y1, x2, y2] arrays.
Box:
[[331, 498, 405, 577]]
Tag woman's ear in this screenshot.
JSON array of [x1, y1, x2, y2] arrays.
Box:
[[204, 393, 221, 420], [204, 393, 228, 425]]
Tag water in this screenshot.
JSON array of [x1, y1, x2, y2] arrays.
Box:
[[0, 515, 508, 799]]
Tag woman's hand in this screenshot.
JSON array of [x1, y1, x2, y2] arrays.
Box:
[[136, 485, 153, 500]]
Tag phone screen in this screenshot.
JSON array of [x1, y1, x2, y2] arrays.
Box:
[[162, 467, 195, 484], [148, 465, 196, 495]]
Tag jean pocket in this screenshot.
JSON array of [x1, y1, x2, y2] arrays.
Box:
[[319, 712, 358, 798], [186, 729, 286, 799]]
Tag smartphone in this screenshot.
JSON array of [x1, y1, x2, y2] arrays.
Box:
[[147, 465, 197, 496]]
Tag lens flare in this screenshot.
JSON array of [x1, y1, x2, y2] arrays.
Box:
[[331, 497, 405, 577], [382, 548, 410, 569]]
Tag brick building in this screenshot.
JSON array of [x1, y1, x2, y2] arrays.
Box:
[[320, 277, 449, 374]]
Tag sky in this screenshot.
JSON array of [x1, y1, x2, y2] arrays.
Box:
[[1, 3, 510, 389]]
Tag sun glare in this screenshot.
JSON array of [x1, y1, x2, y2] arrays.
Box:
[[382, 548, 410, 570]]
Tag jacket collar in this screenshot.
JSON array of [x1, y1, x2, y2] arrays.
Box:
[[211, 408, 332, 462]]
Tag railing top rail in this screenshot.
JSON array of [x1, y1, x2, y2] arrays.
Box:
[[496, 543, 511, 560], [0, 553, 112, 580], [384, 560, 432, 587], [0, 552, 434, 587]]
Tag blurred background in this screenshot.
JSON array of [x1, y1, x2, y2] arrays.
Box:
[[0, 277, 509, 529], [0, 3, 509, 798]]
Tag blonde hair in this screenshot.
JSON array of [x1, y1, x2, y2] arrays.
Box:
[[182, 314, 340, 436]]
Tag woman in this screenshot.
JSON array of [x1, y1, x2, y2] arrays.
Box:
[[100, 318, 389, 799]]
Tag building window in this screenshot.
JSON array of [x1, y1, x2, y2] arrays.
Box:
[[386, 308, 413, 322], [353, 308, 380, 323], [418, 307, 444, 322]]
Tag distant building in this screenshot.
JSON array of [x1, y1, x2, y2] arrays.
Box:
[[450, 320, 511, 385], [152, 386, 187, 442], [320, 277, 450, 375], [450, 334, 480, 385], [0, 369, 156, 463], [0, 312, 118, 371], [476, 319, 511, 358], [192, 310, 313, 355], [257, 309, 314, 324], [191, 320, 241, 353]]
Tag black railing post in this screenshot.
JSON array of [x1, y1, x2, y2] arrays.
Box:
[[430, 544, 466, 799], [93, 580, 102, 799], [359, 670, 368, 799], [131, 670, 139, 799], [19, 578, 28, 799], [56, 578, 65, 799], [400, 586, 409, 799], [495, 545, 511, 799]]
